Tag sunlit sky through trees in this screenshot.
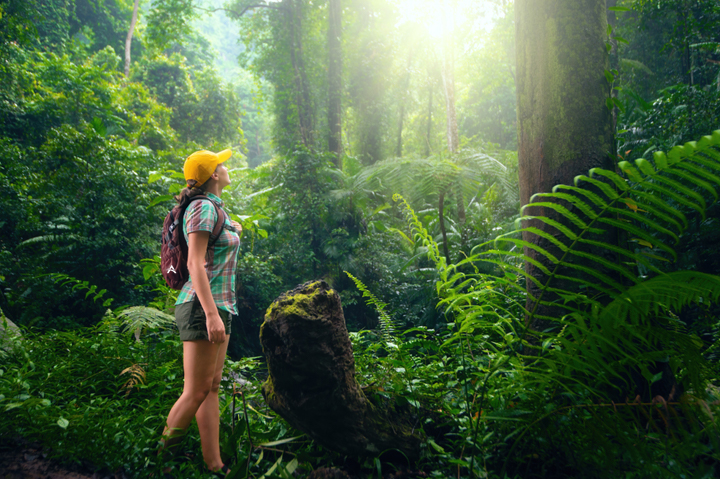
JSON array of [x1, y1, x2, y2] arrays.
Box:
[[395, 0, 504, 41]]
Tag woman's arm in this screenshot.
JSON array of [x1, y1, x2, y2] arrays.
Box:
[[187, 230, 226, 343]]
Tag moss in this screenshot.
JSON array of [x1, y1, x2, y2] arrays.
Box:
[[264, 281, 336, 320], [259, 280, 422, 461], [261, 377, 277, 405]]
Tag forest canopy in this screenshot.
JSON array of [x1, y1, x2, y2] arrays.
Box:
[[1, 0, 719, 477]]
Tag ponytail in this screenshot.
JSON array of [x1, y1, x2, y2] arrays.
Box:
[[175, 182, 206, 209]]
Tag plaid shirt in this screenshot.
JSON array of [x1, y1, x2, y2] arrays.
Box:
[[175, 193, 240, 315]]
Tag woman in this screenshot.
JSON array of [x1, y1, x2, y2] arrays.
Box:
[[160, 149, 241, 476]]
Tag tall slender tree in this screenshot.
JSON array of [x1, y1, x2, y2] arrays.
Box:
[[328, 0, 343, 164], [440, 0, 459, 155], [515, 0, 615, 329], [286, 0, 313, 146], [124, 0, 140, 77]]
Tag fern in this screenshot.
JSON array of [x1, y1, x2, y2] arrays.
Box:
[[393, 130, 720, 474], [119, 363, 146, 397], [116, 306, 175, 337], [397, 131, 720, 373], [47, 273, 114, 307], [345, 271, 400, 345]]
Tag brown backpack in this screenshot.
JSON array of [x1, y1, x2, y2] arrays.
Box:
[[160, 196, 226, 290]]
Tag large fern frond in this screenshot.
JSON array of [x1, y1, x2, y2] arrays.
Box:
[[600, 271, 720, 325], [395, 130, 720, 393], [483, 131, 720, 323], [117, 306, 175, 336], [345, 271, 401, 345]]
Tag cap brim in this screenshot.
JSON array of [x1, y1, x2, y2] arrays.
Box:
[[217, 149, 232, 163]]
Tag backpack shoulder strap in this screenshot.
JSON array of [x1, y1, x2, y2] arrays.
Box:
[[207, 201, 226, 248], [182, 195, 226, 248]]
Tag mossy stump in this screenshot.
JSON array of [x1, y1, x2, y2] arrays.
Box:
[[260, 280, 422, 461]]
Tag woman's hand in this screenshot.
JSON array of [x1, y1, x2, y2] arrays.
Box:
[[205, 312, 226, 343], [230, 220, 242, 234]]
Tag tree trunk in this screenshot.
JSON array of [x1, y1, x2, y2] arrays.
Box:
[[352, 4, 386, 165], [607, 0, 619, 136], [328, 0, 343, 164], [424, 85, 433, 157], [287, 0, 313, 146], [438, 191, 451, 264], [260, 280, 423, 461], [515, 0, 615, 331], [440, 1, 459, 155], [396, 103, 405, 158], [396, 53, 413, 158], [124, 0, 140, 77]]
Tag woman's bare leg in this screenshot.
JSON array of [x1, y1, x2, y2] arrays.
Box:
[[161, 340, 222, 458], [195, 334, 230, 471]]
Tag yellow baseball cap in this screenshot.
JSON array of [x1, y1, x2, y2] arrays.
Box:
[[183, 149, 232, 187]]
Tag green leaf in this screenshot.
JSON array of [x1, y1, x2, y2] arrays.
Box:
[[57, 417, 69, 429], [428, 438, 446, 454], [259, 455, 283, 479], [257, 435, 303, 447], [148, 195, 174, 208], [612, 97, 625, 113], [148, 172, 164, 183], [613, 35, 629, 44], [90, 117, 106, 136], [604, 69, 614, 84]]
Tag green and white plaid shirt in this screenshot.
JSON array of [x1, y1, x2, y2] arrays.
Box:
[[175, 193, 240, 315]]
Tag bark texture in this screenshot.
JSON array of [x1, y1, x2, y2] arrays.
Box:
[[515, 0, 615, 328], [260, 280, 423, 461], [440, 1, 459, 155], [328, 0, 343, 163], [286, 0, 313, 146]]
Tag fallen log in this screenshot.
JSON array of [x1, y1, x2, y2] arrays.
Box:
[[259, 280, 423, 461]]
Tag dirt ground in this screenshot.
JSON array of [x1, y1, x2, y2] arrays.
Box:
[[0, 439, 119, 479]]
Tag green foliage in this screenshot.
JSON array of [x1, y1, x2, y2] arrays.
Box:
[[265, 146, 338, 280], [384, 130, 720, 477], [2, 1, 720, 477], [0, 318, 183, 473], [132, 53, 245, 147], [47, 273, 115, 308], [145, 0, 198, 53], [232, 253, 284, 357], [345, 271, 400, 345], [0, 317, 339, 477], [618, 84, 720, 161], [70, 0, 134, 55]]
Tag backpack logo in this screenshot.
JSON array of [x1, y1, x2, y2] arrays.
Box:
[[166, 265, 177, 274]]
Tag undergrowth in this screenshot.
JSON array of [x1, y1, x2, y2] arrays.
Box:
[[2, 131, 720, 478]]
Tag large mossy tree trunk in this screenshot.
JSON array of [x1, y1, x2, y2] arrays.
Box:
[[515, 0, 615, 332], [260, 281, 422, 461]]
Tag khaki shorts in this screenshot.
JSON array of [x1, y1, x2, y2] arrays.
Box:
[[175, 298, 232, 341]]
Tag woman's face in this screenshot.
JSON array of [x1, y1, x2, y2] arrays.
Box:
[[215, 164, 231, 189]]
